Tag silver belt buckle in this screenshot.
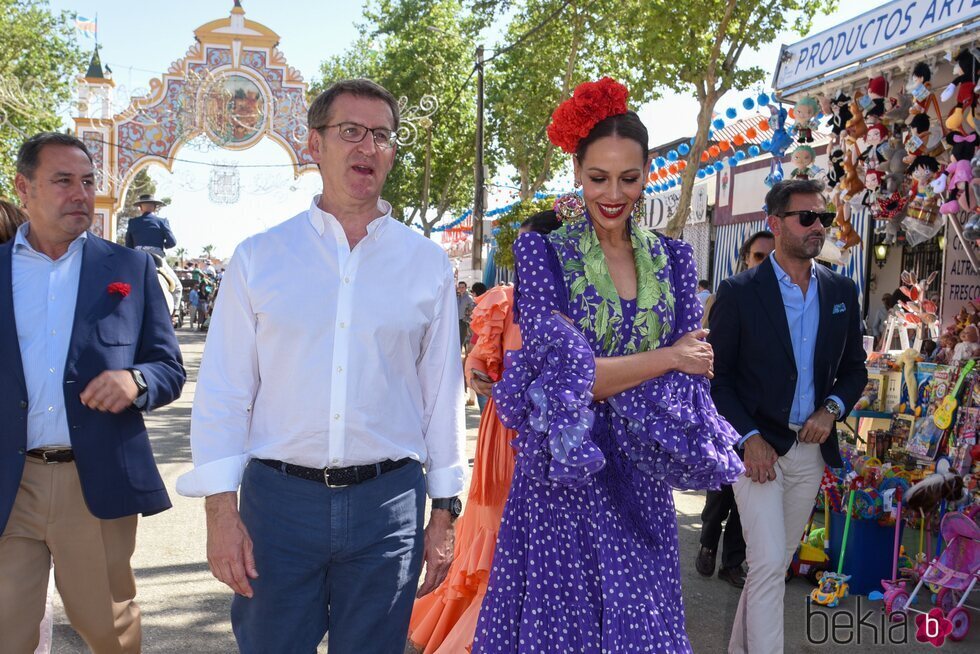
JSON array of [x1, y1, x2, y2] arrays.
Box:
[[323, 468, 349, 488]]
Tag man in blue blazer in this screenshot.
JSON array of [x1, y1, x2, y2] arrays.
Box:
[[709, 179, 867, 654], [125, 194, 176, 256], [0, 133, 185, 653]]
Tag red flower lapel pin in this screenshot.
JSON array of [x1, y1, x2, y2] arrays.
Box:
[[107, 282, 131, 298]]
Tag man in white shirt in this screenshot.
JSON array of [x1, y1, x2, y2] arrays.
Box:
[[176, 79, 466, 654]]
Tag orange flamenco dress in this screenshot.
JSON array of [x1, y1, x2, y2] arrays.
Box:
[[409, 285, 521, 653]]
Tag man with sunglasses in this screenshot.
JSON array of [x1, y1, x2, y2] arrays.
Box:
[[178, 79, 465, 653], [708, 179, 867, 654]]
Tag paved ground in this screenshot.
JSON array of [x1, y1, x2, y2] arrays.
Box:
[[48, 331, 978, 652]]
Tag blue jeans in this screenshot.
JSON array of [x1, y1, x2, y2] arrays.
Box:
[[231, 459, 426, 654]]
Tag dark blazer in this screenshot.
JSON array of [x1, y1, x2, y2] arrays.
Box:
[[125, 213, 176, 250], [0, 236, 185, 533], [708, 256, 867, 467]]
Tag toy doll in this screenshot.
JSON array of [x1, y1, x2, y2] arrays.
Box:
[[906, 62, 945, 134], [903, 155, 942, 240], [939, 132, 977, 215], [903, 113, 946, 164], [943, 49, 979, 135], [863, 76, 890, 122], [859, 123, 890, 170], [951, 325, 980, 365], [789, 145, 821, 180], [793, 96, 820, 143], [826, 148, 845, 189]]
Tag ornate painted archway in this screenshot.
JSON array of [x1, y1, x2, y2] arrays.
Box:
[[74, 1, 315, 239]]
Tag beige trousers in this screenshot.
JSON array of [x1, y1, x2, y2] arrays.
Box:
[[728, 440, 824, 654], [0, 457, 141, 654]]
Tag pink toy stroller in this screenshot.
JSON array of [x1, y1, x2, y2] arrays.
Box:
[[886, 511, 980, 641]]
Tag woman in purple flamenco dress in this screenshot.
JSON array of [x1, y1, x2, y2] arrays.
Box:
[[473, 78, 744, 653]]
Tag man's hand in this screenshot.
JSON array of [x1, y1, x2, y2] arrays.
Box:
[[799, 408, 835, 444], [79, 370, 139, 413], [743, 434, 778, 484], [205, 492, 258, 598], [415, 509, 455, 598]]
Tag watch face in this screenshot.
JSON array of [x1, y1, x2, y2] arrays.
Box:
[[451, 497, 463, 516]]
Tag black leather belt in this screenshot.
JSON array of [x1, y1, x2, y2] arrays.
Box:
[[257, 457, 413, 487], [26, 448, 75, 463]]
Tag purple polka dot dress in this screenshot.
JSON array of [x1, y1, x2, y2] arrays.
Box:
[[474, 219, 744, 653]]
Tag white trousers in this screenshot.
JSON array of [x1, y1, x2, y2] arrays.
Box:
[[728, 440, 824, 654]]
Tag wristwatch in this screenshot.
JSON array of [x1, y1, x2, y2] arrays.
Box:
[[128, 368, 148, 398], [823, 398, 843, 420], [432, 496, 463, 521]]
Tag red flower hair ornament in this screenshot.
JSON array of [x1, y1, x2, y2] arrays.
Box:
[[546, 77, 630, 154]]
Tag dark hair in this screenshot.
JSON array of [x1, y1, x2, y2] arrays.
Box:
[[0, 198, 28, 243], [739, 230, 774, 263], [947, 131, 978, 161], [905, 155, 940, 175], [520, 209, 562, 235], [920, 339, 937, 356], [697, 279, 710, 290], [912, 62, 932, 83], [764, 179, 826, 217], [308, 79, 400, 132], [575, 111, 648, 162], [883, 293, 897, 309], [457, 280, 467, 288], [471, 282, 487, 296], [16, 132, 93, 179], [909, 113, 931, 134]]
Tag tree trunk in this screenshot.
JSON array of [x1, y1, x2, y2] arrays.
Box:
[[666, 91, 717, 237]]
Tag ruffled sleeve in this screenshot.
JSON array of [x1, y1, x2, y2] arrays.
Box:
[[492, 232, 605, 486], [605, 236, 744, 490], [465, 287, 510, 381]]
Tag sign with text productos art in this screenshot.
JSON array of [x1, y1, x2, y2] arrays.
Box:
[[941, 228, 980, 325], [773, 0, 980, 92]]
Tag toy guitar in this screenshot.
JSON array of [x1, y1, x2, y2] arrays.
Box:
[[933, 359, 976, 430]]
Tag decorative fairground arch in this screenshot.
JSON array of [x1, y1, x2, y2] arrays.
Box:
[[73, 1, 315, 240]]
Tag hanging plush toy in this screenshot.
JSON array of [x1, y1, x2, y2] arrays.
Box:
[[943, 48, 979, 135], [906, 62, 946, 135], [904, 459, 967, 514], [765, 104, 794, 187], [859, 124, 890, 170], [828, 90, 853, 144], [789, 145, 821, 180], [846, 93, 869, 142], [876, 145, 909, 239], [903, 113, 946, 164], [903, 155, 942, 243], [862, 169, 884, 215], [939, 132, 978, 215], [792, 96, 820, 144], [827, 148, 846, 189], [862, 76, 890, 122]]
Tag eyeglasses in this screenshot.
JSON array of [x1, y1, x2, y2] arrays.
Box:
[[317, 122, 397, 149], [777, 210, 836, 228], [749, 251, 768, 262]]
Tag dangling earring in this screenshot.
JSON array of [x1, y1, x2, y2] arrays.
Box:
[[631, 197, 646, 228], [554, 191, 585, 222], [574, 179, 582, 188]]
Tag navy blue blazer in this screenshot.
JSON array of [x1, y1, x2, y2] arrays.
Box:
[[707, 257, 867, 467], [0, 236, 185, 533], [125, 213, 176, 250]]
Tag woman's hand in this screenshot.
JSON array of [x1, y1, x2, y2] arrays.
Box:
[[668, 329, 714, 378], [469, 373, 494, 397]]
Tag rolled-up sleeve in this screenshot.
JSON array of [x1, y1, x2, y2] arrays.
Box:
[[416, 261, 466, 498], [175, 241, 259, 497]]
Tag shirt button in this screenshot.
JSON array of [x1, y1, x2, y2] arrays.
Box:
[[333, 414, 340, 420], [339, 322, 347, 328], [49, 368, 55, 374], [336, 366, 343, 373], [47, 406, 54, 412], [51, 330, 56, 335], [19, 400, 27, 409], [331, 459, 340, 465], [344, 277, 351, 284]]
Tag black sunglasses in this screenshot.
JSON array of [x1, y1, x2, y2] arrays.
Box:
[[777, 210, 836, 228]]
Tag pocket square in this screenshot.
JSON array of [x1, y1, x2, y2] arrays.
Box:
[[832, 302, 846, 315]]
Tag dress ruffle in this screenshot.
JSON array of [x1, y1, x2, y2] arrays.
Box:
[[606, 371, 744, 490], [493, 314, 605, 486], [469, 291, 510, 380]]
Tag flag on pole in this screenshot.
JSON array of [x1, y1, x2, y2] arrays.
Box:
[[75, 15, 97, 40]]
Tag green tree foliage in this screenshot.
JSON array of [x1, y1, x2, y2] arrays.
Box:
[[0, 0, 85, 197], [636, 0, 836, 234], [477, 0, 664, 201], [492, 196, 552, 270], [311, 0, 481, 235]]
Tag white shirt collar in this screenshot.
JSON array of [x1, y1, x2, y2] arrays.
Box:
[[13, 222, 88, 258], [308, 195, 393, 240]]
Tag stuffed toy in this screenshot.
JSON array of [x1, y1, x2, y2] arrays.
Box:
[[826, 148, 845, 189], [905, 459, 967, 514], [789, 145, 821, 180], [939, 132, 977, 215], [903, 113, 947, 164], [943, 48, 979, 135], [846, 94, 869, 142], [765, 104, 794, 186], [903, 155, 942, 242], [952, 324, 980, 365], [966, 149, 980, 239], [827, 90, 853, 140], [862, 169, 884, 214], [863, 76, 890, 122], [793, 96, 820, 144], [859, 123, 890, 169], [906, 62, 946, 135]]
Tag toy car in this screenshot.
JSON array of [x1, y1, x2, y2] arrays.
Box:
[[786, 541, 831, 585], [811, 572, 850, 607]]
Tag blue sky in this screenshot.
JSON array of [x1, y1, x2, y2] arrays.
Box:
[[51, 0, 887, 258]]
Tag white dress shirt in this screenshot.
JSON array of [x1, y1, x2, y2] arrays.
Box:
[[176, 196, 466, 499], [11, 223, 86, 449]]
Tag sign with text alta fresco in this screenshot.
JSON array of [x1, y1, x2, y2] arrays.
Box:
[[773, 0, 980, 92]]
